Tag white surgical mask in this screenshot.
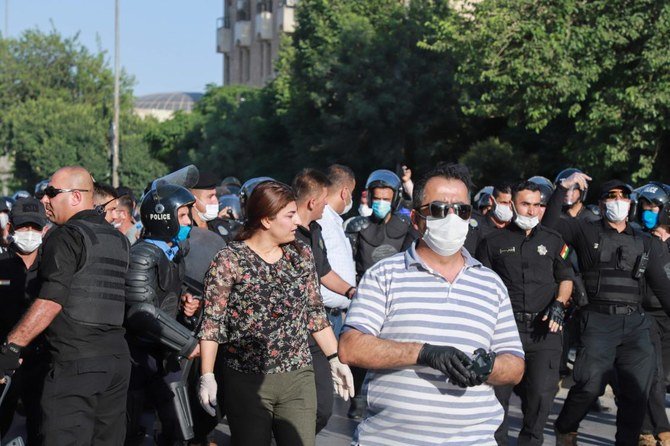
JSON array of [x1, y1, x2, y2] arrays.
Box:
[[112, 222, 122, 229], [422, 213, 470, 257], [0, 212, 8, 228], [604, 200, 630, 222], [197, 202, 219, 222], [358, 204, 373, 217], [11, 230, 43, 253], [515, 213, 539, 231], [493, 200, 513, 222]]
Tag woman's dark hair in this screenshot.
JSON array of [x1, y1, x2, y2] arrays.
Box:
[[235, 181, 296, 241]]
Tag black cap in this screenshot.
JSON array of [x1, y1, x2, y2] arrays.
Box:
[[599, 180, 633, 198], [0, 197, 10, 213], [10, 197, 47, 228], [192, 171, 219, 190]]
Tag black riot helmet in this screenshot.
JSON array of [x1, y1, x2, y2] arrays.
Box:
[[474, 186, 494, 211], [219, 194, 242, 220], [634, 182, 670, 228], [528, 176, 555, 206], [555, 168, 588, 203], [365, 169, 403, 210], [221, 176, 242, 195], [140, 183, 195, 242], [239, 177, 274, 219], [34, 180, 49, 199]]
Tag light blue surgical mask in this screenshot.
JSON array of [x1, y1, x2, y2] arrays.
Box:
[[173, 225, 191, 243], [642, 210, 659, 230], [371, 200, 392, 220]]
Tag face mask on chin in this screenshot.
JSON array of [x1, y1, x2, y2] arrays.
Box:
[[422, 213, 469, 257], [341, 191, 353, 216]]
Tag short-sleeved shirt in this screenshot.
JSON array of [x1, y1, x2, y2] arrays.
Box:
[[39, 210, 129, 361], [344, 241, 524, 445], [199, 240, 330, 374], [0, 247, 41, 339]]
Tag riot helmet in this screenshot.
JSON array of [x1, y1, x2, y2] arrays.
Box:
[[219, 194, 242, 220], [634, 182, 670, 230], [555, 168, 588, 203], [528, 176, 554, 206], [221, 176, 242, 195], [239, 177, 274, 219], [12, 190, 31, 201], [474, 186, 494, 212], [140, 183, 195, 242], [365, 170, 403, 211], [34, 180, 49, 199]]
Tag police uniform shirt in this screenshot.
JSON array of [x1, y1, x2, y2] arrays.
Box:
[[476, 224, 574, 313], [295, 221, 332, 279], [38, 210, 128, 361], [0, 246, 41, 339]]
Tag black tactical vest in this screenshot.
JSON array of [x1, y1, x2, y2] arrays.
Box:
[[357, 214, 412, 274], [643, 239, 670, 311], [582, 228, 648, 305], [63, 219, 130, 326]]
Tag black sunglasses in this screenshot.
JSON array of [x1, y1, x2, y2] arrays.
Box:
[[601, 190, 630, 200], [416, 201, 472, 220], [37, 186, 90, 199]]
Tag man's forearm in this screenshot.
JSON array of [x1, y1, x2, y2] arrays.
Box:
[[557, 280, 573, 305], [339, 329, 422, 369], [7, 298, 62, 347], [487, 353, 524, 386], [321, 270, 354, 297]]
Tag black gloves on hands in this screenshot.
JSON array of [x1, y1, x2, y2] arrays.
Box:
[[543, 300, 567, 330], [417, 344, 476, 387], [467, 348, 496, 385], [0, 342, 21, 379]]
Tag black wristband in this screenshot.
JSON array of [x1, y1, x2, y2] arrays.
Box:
[[345, 287, 356, 298], [326, 352, 339, 361]]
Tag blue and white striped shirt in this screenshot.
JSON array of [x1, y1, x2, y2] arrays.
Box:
[[344, 241, 524, 446]]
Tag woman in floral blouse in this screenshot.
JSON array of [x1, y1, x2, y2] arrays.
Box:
[[197, 180, 353, 446]]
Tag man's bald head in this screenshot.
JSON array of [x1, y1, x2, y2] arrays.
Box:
[[42, 166, 95, 225]]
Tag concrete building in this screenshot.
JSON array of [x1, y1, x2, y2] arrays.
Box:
[[216, 0, 297, 87]]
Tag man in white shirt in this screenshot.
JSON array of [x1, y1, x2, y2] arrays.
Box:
[[318, 164, 357, 337]]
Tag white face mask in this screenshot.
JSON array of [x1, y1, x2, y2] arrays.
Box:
[[515, 213, 539, 231], [422, 213, 470, 257], [604, 200, 630, 222], [11, 230, 43, 253], [493, 199, 513, 222], [358, 204, 373, 217], [0, 213, 8, 228], [341, 192, 353, 215], [112, 222, 122, 229], [197, 202, 219, 222]]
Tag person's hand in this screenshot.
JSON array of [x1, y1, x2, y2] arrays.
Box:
[[0, 342, 22, 380], [542, 300, 567, 332], [218, 206, 232, 219], [560, 172, 591, 191], [187, 343, 201, 360], [329, 355, 355, 401], [417, 344, 475, 387], [181, 293, 201, 318], [198, 372, 218, 417], [401, 165, 412, 183]]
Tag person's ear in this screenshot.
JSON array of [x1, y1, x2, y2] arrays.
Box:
[[260, 216, 272, 230]]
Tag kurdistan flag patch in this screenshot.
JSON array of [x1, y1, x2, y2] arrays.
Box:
[[560, 244, 570, 260]]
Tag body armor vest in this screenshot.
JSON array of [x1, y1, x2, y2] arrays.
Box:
[[356, 215, 411, 273], [63, 219, 130, 326], [582, 228, 648, 305], [643, 239, 670, 311]]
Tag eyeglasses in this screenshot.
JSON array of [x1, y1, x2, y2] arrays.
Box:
[[416, 201, 472, 220], [602, 191, 630, 200], [37, 186, 90, 199]]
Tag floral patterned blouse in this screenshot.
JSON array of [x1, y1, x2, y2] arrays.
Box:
[[199, 240, 330, 374]]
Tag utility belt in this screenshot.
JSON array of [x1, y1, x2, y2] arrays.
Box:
[[584, 302, 642, 316], [513, 312, 541, 331], [325, 306, 344, 317]]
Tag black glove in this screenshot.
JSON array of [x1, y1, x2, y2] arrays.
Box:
[[543, 300, 567, 329], [417, 344, 475, 387], [468, 348, 496, 385], [0, 342, 21, 379]]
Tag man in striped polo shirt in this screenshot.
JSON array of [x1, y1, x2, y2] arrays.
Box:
[[339, 163, 525, 445]]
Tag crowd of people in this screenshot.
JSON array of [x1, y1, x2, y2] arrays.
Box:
[[0, 161, 670, 446]]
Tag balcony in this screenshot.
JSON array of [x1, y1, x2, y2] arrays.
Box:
[[234, 20, 252, 47], [216, 17, 233, 53], [277, 0, 296, 33], [255, 1, 273, 41]]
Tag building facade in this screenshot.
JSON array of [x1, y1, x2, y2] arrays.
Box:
[[216, 0, 297, 87]]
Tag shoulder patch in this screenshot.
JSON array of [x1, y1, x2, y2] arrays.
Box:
[[469, 218, 478, 228]]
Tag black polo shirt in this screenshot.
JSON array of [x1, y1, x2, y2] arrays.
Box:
[[295, 221, 332, 279], [39, 210, 128, 361], [0, 246, 41, 339], [476, 224, 574, 313]]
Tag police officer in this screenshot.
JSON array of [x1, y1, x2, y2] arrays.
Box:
[[190, 170, 238, 242], [544, 172, 670, 445], [528, 176, 554, 221], [482, 183, 514, 235], [0, 198, 49, 445], [124, 183, 201, 445], [0, 166, 131, 445], [634, 183, 670, 446], [554, 168, 600, 222], [93, 182, 121, 224], [476, 181, 574, 446]]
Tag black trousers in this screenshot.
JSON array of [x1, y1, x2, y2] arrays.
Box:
[[642, 310, 670, 435], [41, 354, 131, 446], [495, 324, 562, 446], [555, 309, 654, 445], [309, 336, 333, 433]]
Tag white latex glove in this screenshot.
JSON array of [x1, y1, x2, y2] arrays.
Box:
[[329, 355, 355, 401], [198, 372, 218, 417]]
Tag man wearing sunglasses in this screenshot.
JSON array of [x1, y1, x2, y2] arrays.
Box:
[[476, 181, 574, 446], [543, 173, 670, 445], [0, 166, 132, 445], [340, 163, 524, 445]]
